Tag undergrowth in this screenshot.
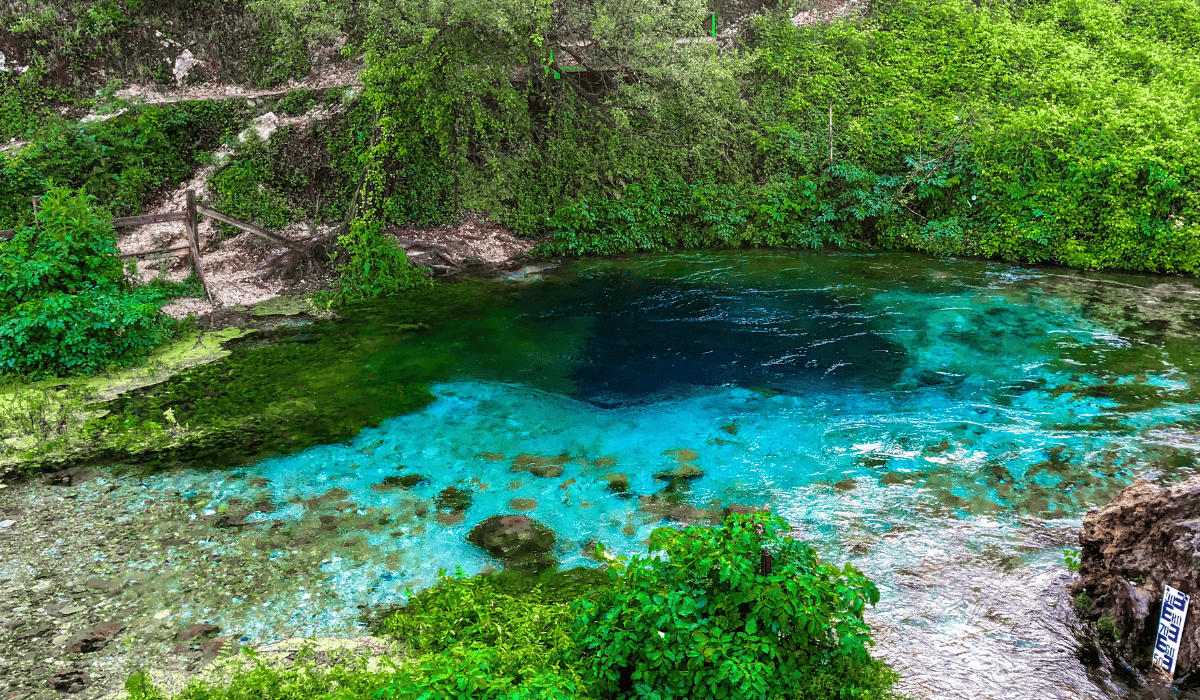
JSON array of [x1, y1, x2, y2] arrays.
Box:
[[0, 101, 246, 231], [0, 0, 363, 139]]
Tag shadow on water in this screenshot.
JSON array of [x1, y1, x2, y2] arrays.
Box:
[[518, 273, 909, 407]]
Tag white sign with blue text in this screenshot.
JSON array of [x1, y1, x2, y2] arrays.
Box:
[[1152, 584, 1190, 676]]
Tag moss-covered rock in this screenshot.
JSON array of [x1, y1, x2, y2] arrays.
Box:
[[467, 515, 557, 574]]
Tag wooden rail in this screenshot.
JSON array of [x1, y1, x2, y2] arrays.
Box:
[[1, 191, 307, 305], [196, 204, 305, 252]]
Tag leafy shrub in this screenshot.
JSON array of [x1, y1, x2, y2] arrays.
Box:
[[0, 186, 183, 378], [276, 89, 317, 117], [571, 513, 895, 700], [335, 218, 430, 303]]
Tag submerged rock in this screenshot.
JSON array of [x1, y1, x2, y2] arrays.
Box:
[[602, 472, 629, 493], [374, 474, 427, 491], [46, 670, 89, 693], [653, 463, 704, 481], [511, 453, 569, 478], [467, 515, 557, 573], [65, 622, 123, 654], [434, 486, 472, 513], [1071, 475, 1200, 680]]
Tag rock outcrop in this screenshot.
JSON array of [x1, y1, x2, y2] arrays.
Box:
[[1071, 475, 1200, 680], [467, 515, 557, 573]]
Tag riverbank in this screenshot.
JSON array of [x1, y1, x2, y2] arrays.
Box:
[[0, 459, 1106, 700]]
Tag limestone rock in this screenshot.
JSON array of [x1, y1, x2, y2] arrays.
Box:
[[467, 515, 557, 573], [173, 49, 199, 84], [1071, 475, 1200, 680]]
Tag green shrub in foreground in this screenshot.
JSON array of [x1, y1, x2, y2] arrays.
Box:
[[572, 513, 895, 700], [0, 187, 185, 378], [125, 517, 898, 699]]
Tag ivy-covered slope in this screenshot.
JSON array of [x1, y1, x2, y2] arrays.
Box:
[[0, 0, 362, 139], [347, 0, 1200, 276]]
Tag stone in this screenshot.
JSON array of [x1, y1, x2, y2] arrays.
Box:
[[46, 670, 90, 693], [56, 604, 85, 616], [603, 472, 629, 493], [65, 621, 123, 653], [508, 498, 538, 511], [84, 577, 119, 593], [176, 623, 220, 642], [238, 112, 280, 143], [374, 474, 426, 491], [435, 486, 473, 512], [48, 468, 98, 487], [1071, 475, 1200, 680], [467, 515, 557, 573], [17, 623, 53, 639], [173, 49, 199, 84], [654, 463, 704, 481], [511, 453, 569, 478]]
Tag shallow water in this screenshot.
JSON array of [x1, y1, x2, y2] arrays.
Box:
[[110, 252, 1200, 698]]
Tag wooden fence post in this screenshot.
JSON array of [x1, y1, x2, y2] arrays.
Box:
[[186, 189, 214, 304]]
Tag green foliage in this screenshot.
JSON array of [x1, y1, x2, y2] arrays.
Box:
[[335, 217, 430, 303], [744, 0, 1200, 271], [1063, 548, 1081, 571], [208, 97, 374, 231], [571, 513, 892, 700], [122, 647, 395, 700], [209, 131, 304, 231], [1074, 592, 1093, 613], [276, 89, 317, 117], [346, 0, 1200, 275], [1097, 616, 1121, 640], [371, 568, 608, 700], [0, 186, 186, 378], [0, 0, 364, 139], [0, 101, 244, 230]]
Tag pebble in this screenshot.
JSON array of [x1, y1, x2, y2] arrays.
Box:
[[0, 520, 14, 528], [57, 604, 85, 616]]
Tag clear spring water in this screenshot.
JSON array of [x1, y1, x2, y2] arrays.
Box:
[[140, 251, 1200, 698]]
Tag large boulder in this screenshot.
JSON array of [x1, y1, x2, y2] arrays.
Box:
[[467, 515, 557, 574], [1071, 475, 1200, 680]]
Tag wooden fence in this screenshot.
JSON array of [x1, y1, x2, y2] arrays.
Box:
[[0, 190, 305, 305]]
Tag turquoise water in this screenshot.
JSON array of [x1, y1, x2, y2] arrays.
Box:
[[140, 252, 1200, 698]]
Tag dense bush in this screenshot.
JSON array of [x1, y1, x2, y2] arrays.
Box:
[[0, 186, 185, 378], [208, 95, 372, 231], [572, 513, 894, 700]]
